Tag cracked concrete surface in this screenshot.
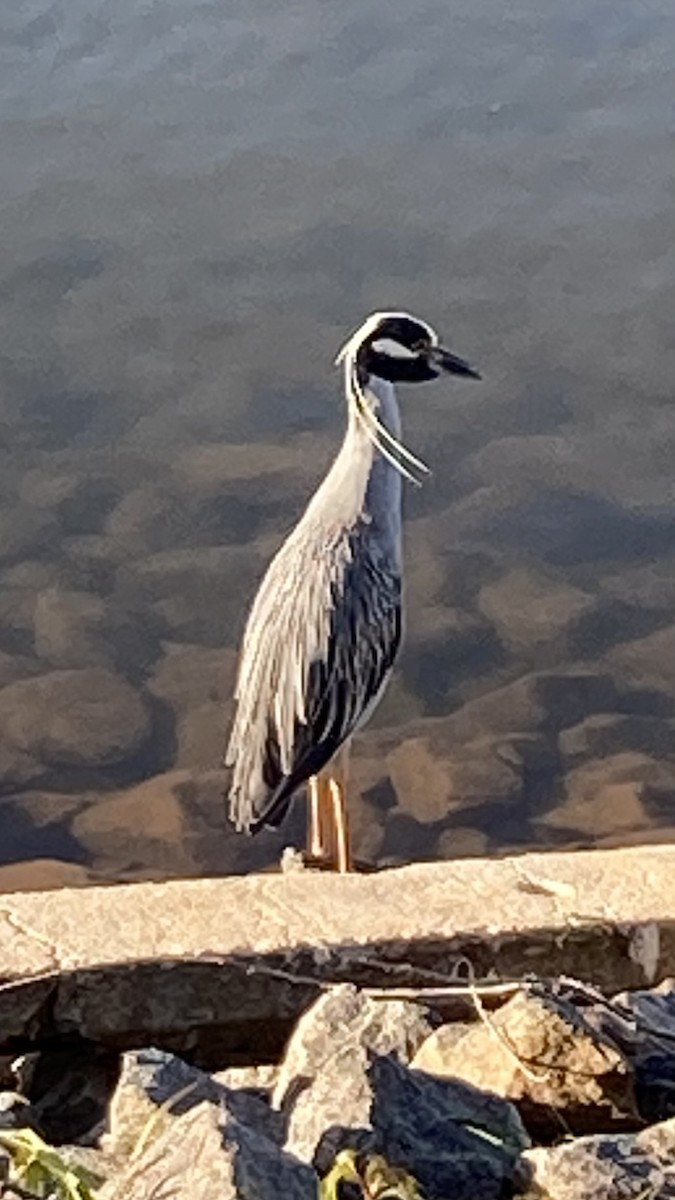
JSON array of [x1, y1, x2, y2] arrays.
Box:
[[0, 846, 674, 1057]]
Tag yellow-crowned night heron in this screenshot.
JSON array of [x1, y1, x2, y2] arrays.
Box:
[[226, 311, 480, 871]]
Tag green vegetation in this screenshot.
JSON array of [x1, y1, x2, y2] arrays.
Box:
[[320, 1149, 423, 1200], [0, 1128, 103, 1200]]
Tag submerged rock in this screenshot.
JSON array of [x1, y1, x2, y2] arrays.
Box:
[[0, 667, 152, 769]]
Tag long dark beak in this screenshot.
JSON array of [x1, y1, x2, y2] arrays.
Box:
[[429, 344, 482, 380]]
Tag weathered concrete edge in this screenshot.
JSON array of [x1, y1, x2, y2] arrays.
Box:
[[1, 845, 674, 1054], [1, 844, 673, 981]]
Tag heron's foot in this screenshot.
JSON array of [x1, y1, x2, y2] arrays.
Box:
[[301, 850, 342, 872], [280, 847, 338, 873], [300, 850, 379, 874]]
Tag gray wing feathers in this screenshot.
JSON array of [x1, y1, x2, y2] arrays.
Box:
[[313, 542, 400, 742], [225, 520, 400, 831]]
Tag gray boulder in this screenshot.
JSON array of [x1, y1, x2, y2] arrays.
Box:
[[523, 1116, 675, 1199], [105, 1048, 283, 1160], [100, 1101, 317, 1200], [413, 987, 636, 1138], [368, 1053, 529, 1200], [274, 984, 527, 1200], [274, 982, 434, 1162]]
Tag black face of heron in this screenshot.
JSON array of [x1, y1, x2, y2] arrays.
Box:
[[359, 314, 481, 384]]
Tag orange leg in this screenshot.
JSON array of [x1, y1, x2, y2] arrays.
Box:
[[307, 774, 331, 859], [307, 775, 322, 858], [306, 743, 353, 871], [328, 777, 351, 874]]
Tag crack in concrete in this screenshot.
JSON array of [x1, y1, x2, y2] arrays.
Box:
[[0, 908, 61, 970]]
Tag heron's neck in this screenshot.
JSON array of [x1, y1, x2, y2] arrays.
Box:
[[353, 373, 401, 486], [302, 374, 402, 563], [358, 375, 403, 563], [302, 374, 404, 569], [359, 372, 402, 441]]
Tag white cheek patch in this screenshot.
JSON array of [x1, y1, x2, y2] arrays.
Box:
[[370, 337, 418, 359]]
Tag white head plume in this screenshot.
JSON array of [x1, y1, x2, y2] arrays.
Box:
[[334, 311, 434, 485]]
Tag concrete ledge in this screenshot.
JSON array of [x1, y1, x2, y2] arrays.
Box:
[[1, 845, 674, 1061]]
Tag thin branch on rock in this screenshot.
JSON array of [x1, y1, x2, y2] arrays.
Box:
[[363, 981, 523, 1003]]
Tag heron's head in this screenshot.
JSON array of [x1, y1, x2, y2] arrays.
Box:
[[334, 310, 480, 483], [335, 310, 481, 385]]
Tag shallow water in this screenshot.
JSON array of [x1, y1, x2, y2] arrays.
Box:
[[0, 0, 674, 885]]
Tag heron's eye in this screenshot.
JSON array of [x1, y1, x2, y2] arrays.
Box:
[[410, 340, 428, 353]]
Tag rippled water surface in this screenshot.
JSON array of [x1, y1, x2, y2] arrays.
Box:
[[1, 0, 674, 887]]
